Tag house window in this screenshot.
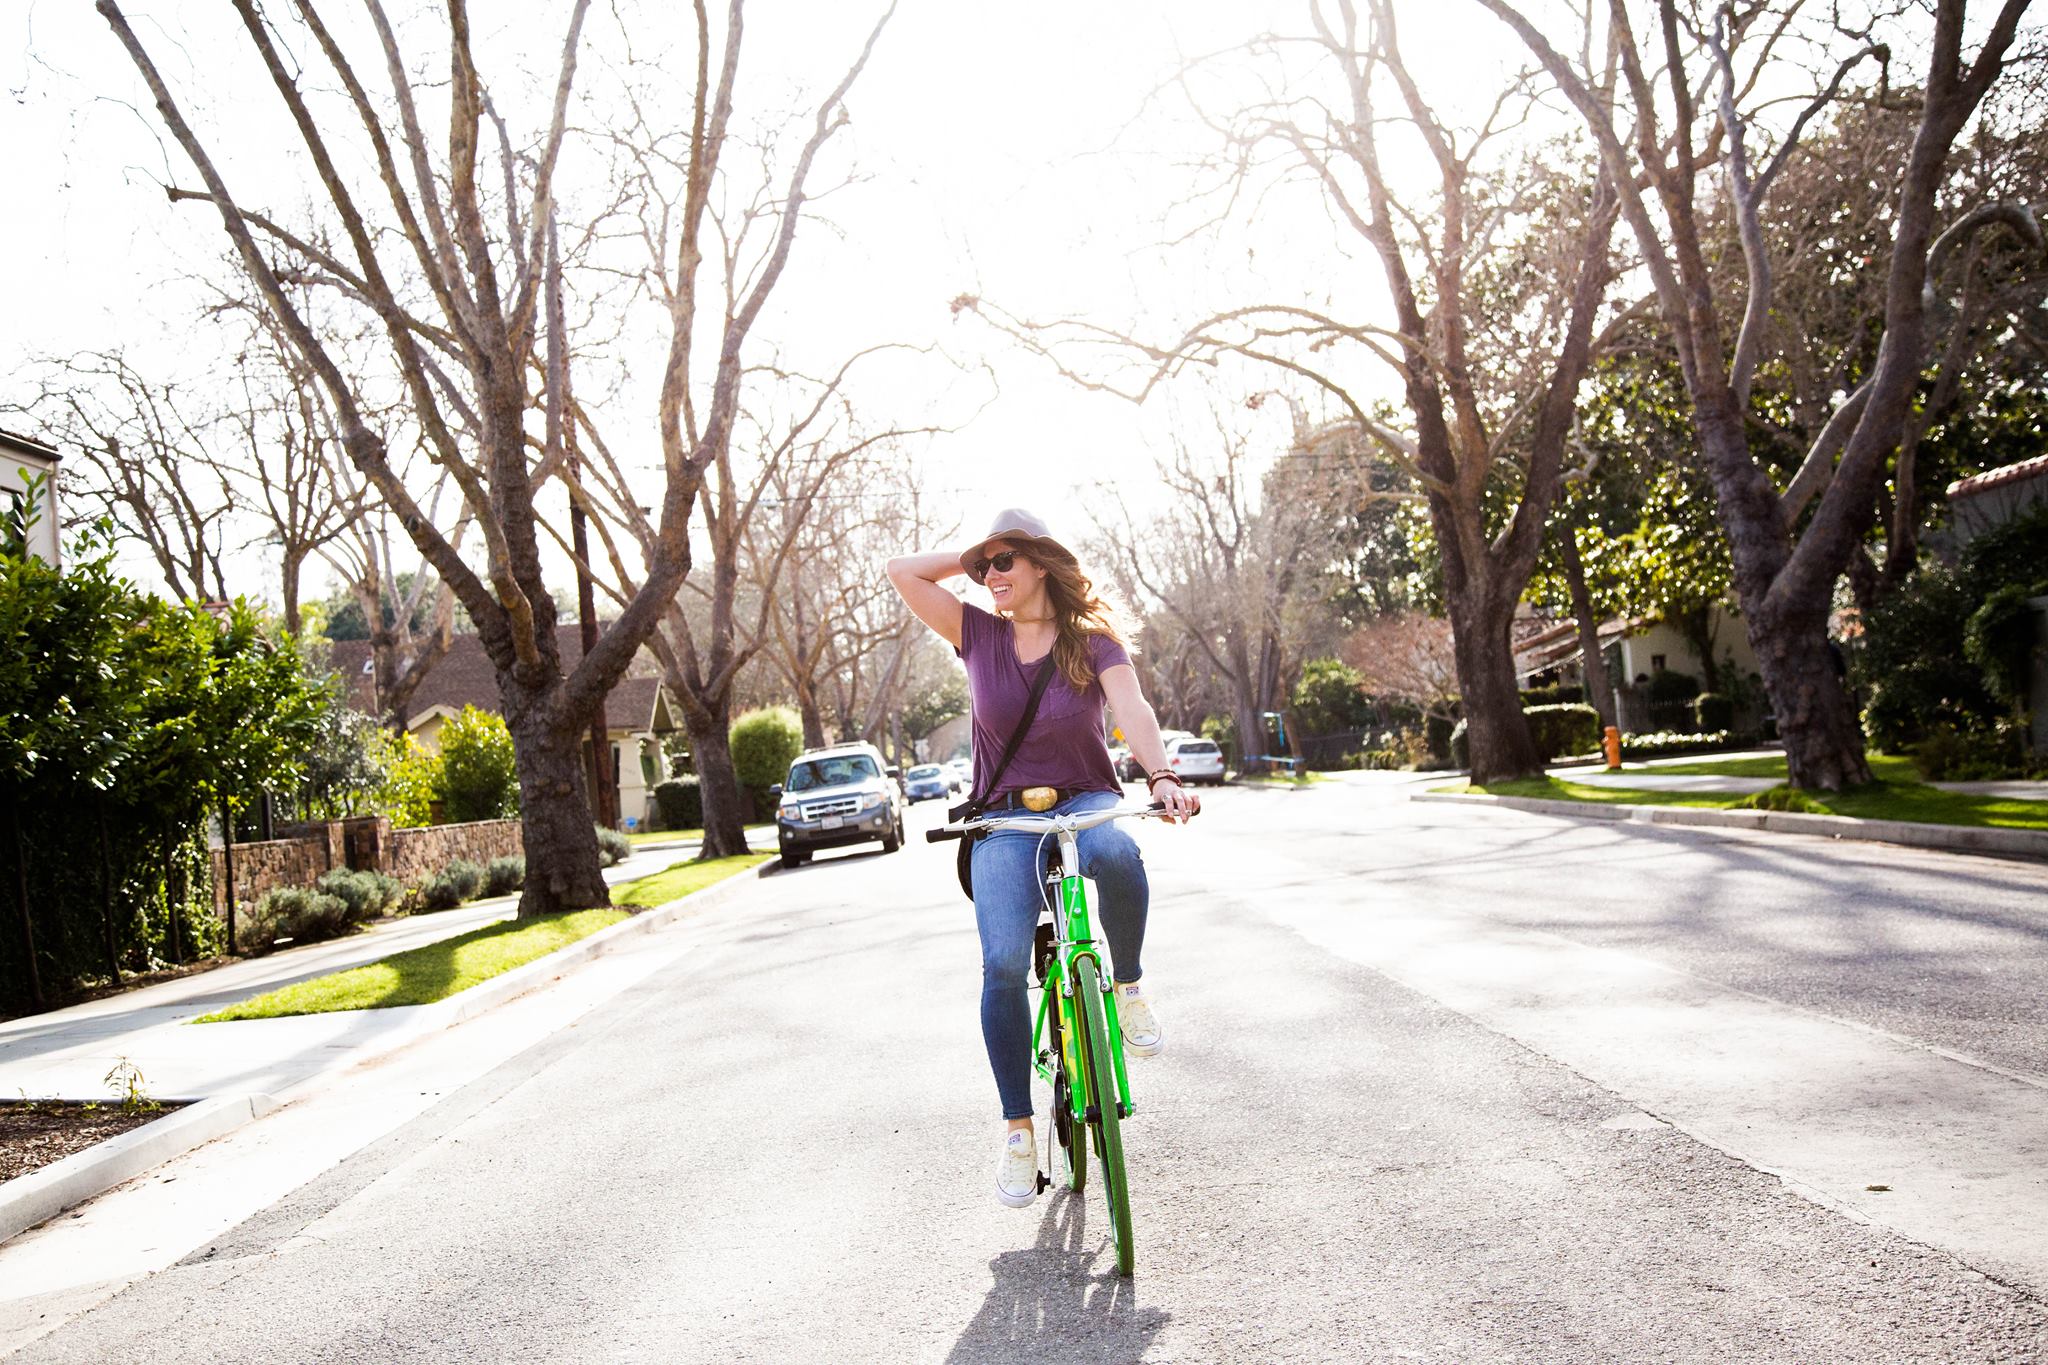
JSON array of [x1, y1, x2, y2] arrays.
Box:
[[1650, 653, 1667, 672]]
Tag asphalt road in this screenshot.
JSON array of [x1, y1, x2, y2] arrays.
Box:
[[16, 779, 2048, 1362]]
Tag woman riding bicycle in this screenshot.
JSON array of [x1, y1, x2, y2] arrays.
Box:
[[887, 509, 1200, 1209]]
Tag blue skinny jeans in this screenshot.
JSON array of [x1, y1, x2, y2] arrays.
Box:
[[970, 788, 1148, 1120]]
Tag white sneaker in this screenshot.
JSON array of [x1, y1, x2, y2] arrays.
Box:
[[1118, 982, 1163, 1058], [995, 1129, 1039, 1208]]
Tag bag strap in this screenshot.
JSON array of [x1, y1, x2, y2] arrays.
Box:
[[950, 653, 1057, 822]]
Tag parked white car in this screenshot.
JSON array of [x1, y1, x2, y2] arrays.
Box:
[[1163, 735, 1226, 785]]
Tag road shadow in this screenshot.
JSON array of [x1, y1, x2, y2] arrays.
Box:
[[944, 1190, 1169, 1364]]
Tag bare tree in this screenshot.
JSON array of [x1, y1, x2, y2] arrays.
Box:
[[1480, 0, 2037, 788], [101, 0, 893, 908], [747, 449, 953, 750], [1342, 610, 1462, 724], [12, 351, 234, 603], [961, 0, 1623, 781], [1099, 401, 1360, 766]]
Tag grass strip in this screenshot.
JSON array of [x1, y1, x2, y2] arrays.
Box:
[[197, 908, 628, 1021], [627, 824, 773, 846], [1439, 772, 2048, 832], [612, 853, 771, 908]]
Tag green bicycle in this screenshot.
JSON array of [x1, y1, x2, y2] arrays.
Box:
[[934, 800, 1171, 1277]]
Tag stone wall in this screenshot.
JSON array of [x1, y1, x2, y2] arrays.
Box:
[[211, 816, 524, 912], [385, 819, 524, 886]]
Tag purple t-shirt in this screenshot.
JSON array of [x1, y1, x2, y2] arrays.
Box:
[[958, 602, 1129, 800]]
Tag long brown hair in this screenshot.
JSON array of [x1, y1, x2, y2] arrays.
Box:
[[1035, 552, 1125, 691]]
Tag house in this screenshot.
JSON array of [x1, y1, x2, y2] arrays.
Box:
[[1945, 454, 2048, 547], [328, 626, 681, 828], [0, 429, 63, 566], [1515, 605, 1764, 732]]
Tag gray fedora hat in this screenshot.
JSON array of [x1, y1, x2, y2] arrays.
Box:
[[961, 508, 1078, 583]]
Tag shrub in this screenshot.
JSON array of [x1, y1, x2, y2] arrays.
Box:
[[1733, 786, 1829, 813], [1694, 692, 1735, 732], [654, 777, 703, 830], [483, 856, 526, 897], [1291, 657, 1377, 735], [415, 872, 465, 912], [438, 706, 520, 822], [1524, 703, 1600, 761], [1424, 711, 1458, 766], [416, 858, 485, 912], [375, 733, 445, 829], [315, 868, 403, 924], [244, 887, 353, 952], [1909, 722, 2032, 781], [1646, 669, 1701, 703], [1619, 730, 1732, 758], [729, 707, 805, 789], [1858, 504, 2048, 758], [595, 826, 631, 867], [1520, 683, 1585, 707]]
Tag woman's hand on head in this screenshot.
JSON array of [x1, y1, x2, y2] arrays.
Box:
[[1149, 775, 1200, 824]]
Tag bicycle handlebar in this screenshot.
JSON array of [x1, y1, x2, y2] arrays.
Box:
[[925, 800, 1190, 843]]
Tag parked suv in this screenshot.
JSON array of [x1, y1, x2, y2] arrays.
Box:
[[772, 742, 905, 869]]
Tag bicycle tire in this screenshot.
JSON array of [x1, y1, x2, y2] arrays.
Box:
[[1074, 956, 1133, 1276], [1052, 1063, 1085, 1191]]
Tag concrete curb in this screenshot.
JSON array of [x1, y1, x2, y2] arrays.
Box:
[[1411, 790, 2048, 861], [0, 858, 779, 1244], [0, 1093, 279, 1243]]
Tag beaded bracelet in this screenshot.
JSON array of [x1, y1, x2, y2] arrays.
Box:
[[1146, 770, 1183, 789]]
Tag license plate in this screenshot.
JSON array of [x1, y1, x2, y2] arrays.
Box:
[[820, 815, 843, 829]]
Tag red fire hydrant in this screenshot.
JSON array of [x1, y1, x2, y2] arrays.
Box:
[[1603, 726, 1622, 771]]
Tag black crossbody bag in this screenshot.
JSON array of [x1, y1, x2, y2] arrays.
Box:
[[950, 654, 1057, 901]]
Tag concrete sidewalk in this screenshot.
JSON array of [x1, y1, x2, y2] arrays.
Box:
[[1553, 749, 2048, 802], [0, 838, 710, 1103]]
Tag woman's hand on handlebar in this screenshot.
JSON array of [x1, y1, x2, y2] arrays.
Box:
[[1148, 776, 1200, 824]]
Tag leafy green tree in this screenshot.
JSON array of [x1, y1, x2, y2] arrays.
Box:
[[901, 671, 968, 742], [729, 707, 805, 789], [436, 706, 520, 823], [375, 734, 445, 830], [1, 528, 326, 1008], [1291, 659, 1377, 737]]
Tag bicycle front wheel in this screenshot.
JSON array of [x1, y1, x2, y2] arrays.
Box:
[[1074, 956, 1133, 1276]]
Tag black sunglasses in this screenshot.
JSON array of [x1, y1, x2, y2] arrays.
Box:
[[969, 550, 1030, 583]]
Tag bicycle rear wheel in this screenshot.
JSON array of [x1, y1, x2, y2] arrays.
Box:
[[1074, 956, 1133, 1276]]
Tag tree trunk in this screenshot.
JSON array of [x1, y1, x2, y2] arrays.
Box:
[[1676, 606, 1721, 693], [684, 705, 752, 860], [1558, 530, 1617, 731], [504, 699, 610, 916], [1446, 587, 1541, 783], [281, 548, 304, 638], [1695, 404, 1871, 790], [1747, 597, 1871, 790], [798, 690, 827, 749]]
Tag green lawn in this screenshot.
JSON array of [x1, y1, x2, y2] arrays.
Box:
[[1447, 768, 2048, 832], [627, 823, 774, 846], [196, 908, 628, 1021], [612, 853, 771, 908]]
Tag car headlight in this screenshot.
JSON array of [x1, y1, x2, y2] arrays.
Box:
[[856, 791, 887, 813], [778, 800, 801, 819]]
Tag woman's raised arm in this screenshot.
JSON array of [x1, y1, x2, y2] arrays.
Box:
[[885, 549, 969, 649]]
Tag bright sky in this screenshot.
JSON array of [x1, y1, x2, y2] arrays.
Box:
[[2, 0, 1542, 600]]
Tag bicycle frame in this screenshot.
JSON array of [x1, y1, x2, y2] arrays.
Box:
[[1029, 824, 1134, 1124]]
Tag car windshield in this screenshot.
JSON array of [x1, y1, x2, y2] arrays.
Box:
[[1177, 742, 1218, 755], [908, 765, 942, 779], [786, 754, 880, 791]]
